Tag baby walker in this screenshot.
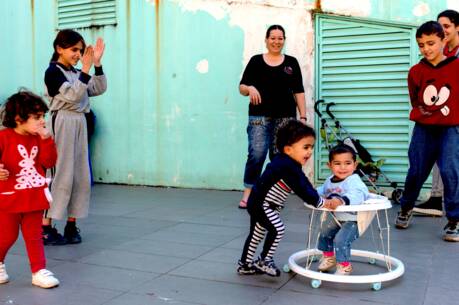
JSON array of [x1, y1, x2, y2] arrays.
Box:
[[284, 194, 404, 290]]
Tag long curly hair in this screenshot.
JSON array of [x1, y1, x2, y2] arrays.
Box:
[[2, 90, 48, 128]]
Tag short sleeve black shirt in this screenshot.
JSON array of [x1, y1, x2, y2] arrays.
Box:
[[240, 54, 304, 118]]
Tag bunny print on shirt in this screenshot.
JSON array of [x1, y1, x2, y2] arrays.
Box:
[[11, 144, 52, 202]]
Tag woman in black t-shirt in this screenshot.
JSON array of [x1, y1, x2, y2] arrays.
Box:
[[238, 25, 307, 209]]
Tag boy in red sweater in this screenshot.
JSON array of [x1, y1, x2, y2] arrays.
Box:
[[395, 21, 459, 242], [0, 91, 60, 288]]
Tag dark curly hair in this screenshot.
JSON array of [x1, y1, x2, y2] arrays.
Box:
[[328, 144, 356, 162], [275, 119, 316, 152], [2, 90, 49, 128], [416, 21, 445, 39]]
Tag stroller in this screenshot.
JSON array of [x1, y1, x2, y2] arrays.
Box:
[[314, 99, 403, 203]]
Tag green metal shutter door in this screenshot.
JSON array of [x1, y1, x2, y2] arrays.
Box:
[[315, 15, 418, 186], [57, 0, 116, 29]]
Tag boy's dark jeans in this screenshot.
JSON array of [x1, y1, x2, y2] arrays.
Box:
[[400, 123, 459, 221], [243, 116, 293, 188]]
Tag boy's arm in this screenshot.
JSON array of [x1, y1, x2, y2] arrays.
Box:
[[283, 165, 324, 208]]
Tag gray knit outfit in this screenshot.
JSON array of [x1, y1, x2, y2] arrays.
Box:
[[44, 62, 107, 219]]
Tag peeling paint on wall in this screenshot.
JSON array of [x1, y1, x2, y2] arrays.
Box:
[[447, 0, 459, 11], [412, 2, 430, 17], [321, 0, 372, 17], [196, 59, 209, 73]]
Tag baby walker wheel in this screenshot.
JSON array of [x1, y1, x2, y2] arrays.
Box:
[[391, 189, 403, 204], [310, 279, 322, 289], [283, 264, 290, 273], [372, 282, 382, 291]]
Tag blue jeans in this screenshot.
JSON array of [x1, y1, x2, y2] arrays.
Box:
[[243, 116, 294, 188], [400, 123, 459, 221], [318, 214, 359, 263]]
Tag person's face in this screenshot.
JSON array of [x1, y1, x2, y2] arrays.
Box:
[[15, 112, 46, 135], [416, 33, 445, 65], [438, 17, 459, 45], [57, 41, 84, 67], [327, 152, 357, 180], [283, 136, 315, 166], [265, 29, 285, 54]]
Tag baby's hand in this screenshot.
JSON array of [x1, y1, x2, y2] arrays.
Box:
[[324, 198, 343, 210], [0, 164, 9, 180], [37, 126, 51, 139]]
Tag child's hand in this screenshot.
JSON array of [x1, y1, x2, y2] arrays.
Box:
[[81, 45, 94, 74], [37, 126, 51, 139], [324, 198, 343, 210], [93, 38, 105, 66], [0, 164, 9, 181]]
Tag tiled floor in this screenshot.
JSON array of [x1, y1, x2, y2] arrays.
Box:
[[1, 184, 458, 305]]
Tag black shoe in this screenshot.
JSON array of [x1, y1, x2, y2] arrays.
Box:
[[253, 257, 281, 277], [395, 209, 413, 229], [236, 260, 263, 275], [64, 224, 82, 244], [413, 197, 443, 217], [43, 226, 67, 246]]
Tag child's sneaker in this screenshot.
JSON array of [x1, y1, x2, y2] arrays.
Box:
[[443, 221, 459, 242], [64, 223, 82, 244], [317, 255, 336, 272], [395, 209, 413, 229], [43, 226, 67, 246], [237, 260, 262, 275], [253, 258, 281, 277], [0, 262, 9, 284], [32, 269, 59, 289], [335, 263, 352, 275]]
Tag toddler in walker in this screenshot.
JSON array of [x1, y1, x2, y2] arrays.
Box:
[[317, 144, 369, 275]]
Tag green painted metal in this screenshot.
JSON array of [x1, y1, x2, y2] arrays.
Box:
[[0, 0, 452, 190], [314, 14, 418, 185], [57, 0, 117, 29]]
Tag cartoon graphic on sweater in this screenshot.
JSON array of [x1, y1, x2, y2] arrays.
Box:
[[1, 144, 52, 202], [422, 82, 450, 116], [15, 145, 47, 189]]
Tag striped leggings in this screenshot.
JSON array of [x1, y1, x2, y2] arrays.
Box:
[[240, 203, 285, 263]]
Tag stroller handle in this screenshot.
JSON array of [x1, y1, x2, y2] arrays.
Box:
[[325, 102, 336, 120], [314, 99, 325, 118]]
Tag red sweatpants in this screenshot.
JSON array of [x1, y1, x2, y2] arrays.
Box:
[[0, 210, 46, 273]]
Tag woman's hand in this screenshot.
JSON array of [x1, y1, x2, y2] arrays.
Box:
[[248, 86, 262, 105], [93, 38, 105, 66], [0, 164, 9, 181], [81, 45, 94, 74]]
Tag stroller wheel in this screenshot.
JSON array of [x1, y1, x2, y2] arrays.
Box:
[[391, 189, 403, 204]]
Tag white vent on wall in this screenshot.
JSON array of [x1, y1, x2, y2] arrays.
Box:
[[57, 0, 116, 29]]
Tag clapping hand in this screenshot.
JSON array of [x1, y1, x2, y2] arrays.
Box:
[[93, 38, 105, 66], [81, 45, 94, 74]]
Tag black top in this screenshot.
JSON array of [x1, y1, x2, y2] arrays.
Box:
[[240, 54, 304, 118], [247, 154, 323, 211]]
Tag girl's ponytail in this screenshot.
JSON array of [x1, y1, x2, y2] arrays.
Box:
[[50, 52, 59, 63]]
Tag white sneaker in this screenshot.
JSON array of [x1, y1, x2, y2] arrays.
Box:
[[0, 262, 9, 284], [32, 269, 59, 288]]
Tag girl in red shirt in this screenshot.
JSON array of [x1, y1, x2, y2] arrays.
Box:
[[0, 91, 59, 288]]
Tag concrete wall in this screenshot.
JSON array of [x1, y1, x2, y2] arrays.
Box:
[[0, 0, 457, 190]]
